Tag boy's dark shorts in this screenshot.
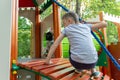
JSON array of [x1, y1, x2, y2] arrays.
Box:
[[69, 52, 97, 70]]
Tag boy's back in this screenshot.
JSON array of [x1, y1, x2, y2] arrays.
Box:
[[62, 23, 98, 64]]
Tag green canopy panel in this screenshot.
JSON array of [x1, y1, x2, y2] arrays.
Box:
[[97, 50, 108, 66]]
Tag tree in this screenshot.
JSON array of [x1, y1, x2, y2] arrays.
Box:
[[76, 0, 81, 17], [82, 0, 120, 19], [18, 16, 32, 58]]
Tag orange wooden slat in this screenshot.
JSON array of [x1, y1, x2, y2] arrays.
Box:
[[18, 58, 61, 65], [18, 58, 65, 68], [103, 75, 110, 80], [49, 66, 75, 80], [25, 58, 68, 69], [25, 62, 45, 69], [59, 72, 83, 80], [77, 72, 91, 80], [19, 59, 43, 64], [17, 60, 45, 68], [32, 60, 69, 72], [40, 63, 71, 75]]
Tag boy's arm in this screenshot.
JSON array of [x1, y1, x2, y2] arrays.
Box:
[[91, 21, 107, 30], [45, 33, 65, 64]]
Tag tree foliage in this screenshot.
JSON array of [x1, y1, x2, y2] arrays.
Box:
[[18, 17, 32, 58], [82, 0, 120, 19]]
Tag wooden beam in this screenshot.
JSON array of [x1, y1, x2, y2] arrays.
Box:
[[35, 7, 41, 58], [10, 0, 18, 80], [117, 26, 120, 42], [52, 2, 62, 58], [113, 23, 120, 42], [99, 11, 111, 77], [35, 7, 41, 80]]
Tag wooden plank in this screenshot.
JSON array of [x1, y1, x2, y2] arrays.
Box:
[[32, 60, 69, 72], [40, 63, 71, 75], [103, 75, 110, 80], [18, 58, 59, 65], [18, 58, 65, 68], [76, 71, 91, 80], [17, 60, 45, 68], [49, 66, 75, 80], [26, 58, 68, 69], [25, 62, 45, 69], [59, 72, 83, 80]]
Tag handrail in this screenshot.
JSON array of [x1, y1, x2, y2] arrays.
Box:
[[52, 0, 120, 70]]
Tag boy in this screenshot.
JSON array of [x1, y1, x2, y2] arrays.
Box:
[[45, 12, 107, 78]]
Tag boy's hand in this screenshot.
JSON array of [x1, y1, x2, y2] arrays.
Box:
[[44, 59, 53, 65]]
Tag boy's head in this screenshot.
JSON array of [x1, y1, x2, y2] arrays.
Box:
[[62, 12, 79, 27]]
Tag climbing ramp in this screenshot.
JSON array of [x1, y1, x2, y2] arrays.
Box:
[[17, 58, 112, 80]]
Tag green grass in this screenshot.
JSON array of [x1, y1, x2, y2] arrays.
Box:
[[62, 38, 69, 58]]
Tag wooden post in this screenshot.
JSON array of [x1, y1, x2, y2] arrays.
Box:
[[99, 11, 111, 77], [114, 23, 120, 42], [117, 25, 120, 42], [10, 0, 18, 80], [35, 7, 41, 80], [35, 7, 41, 58], [52, 2, 62, 58]]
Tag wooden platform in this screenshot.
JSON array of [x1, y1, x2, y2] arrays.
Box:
[[18, 58, 111, 80]]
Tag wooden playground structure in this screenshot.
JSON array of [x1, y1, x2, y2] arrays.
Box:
[[1, 0, 120, 80]]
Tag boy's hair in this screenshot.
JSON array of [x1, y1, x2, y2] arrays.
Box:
[[62, 12, 79, 23]]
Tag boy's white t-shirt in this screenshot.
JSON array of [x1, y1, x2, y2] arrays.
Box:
[[62, 23, 98, 64]]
